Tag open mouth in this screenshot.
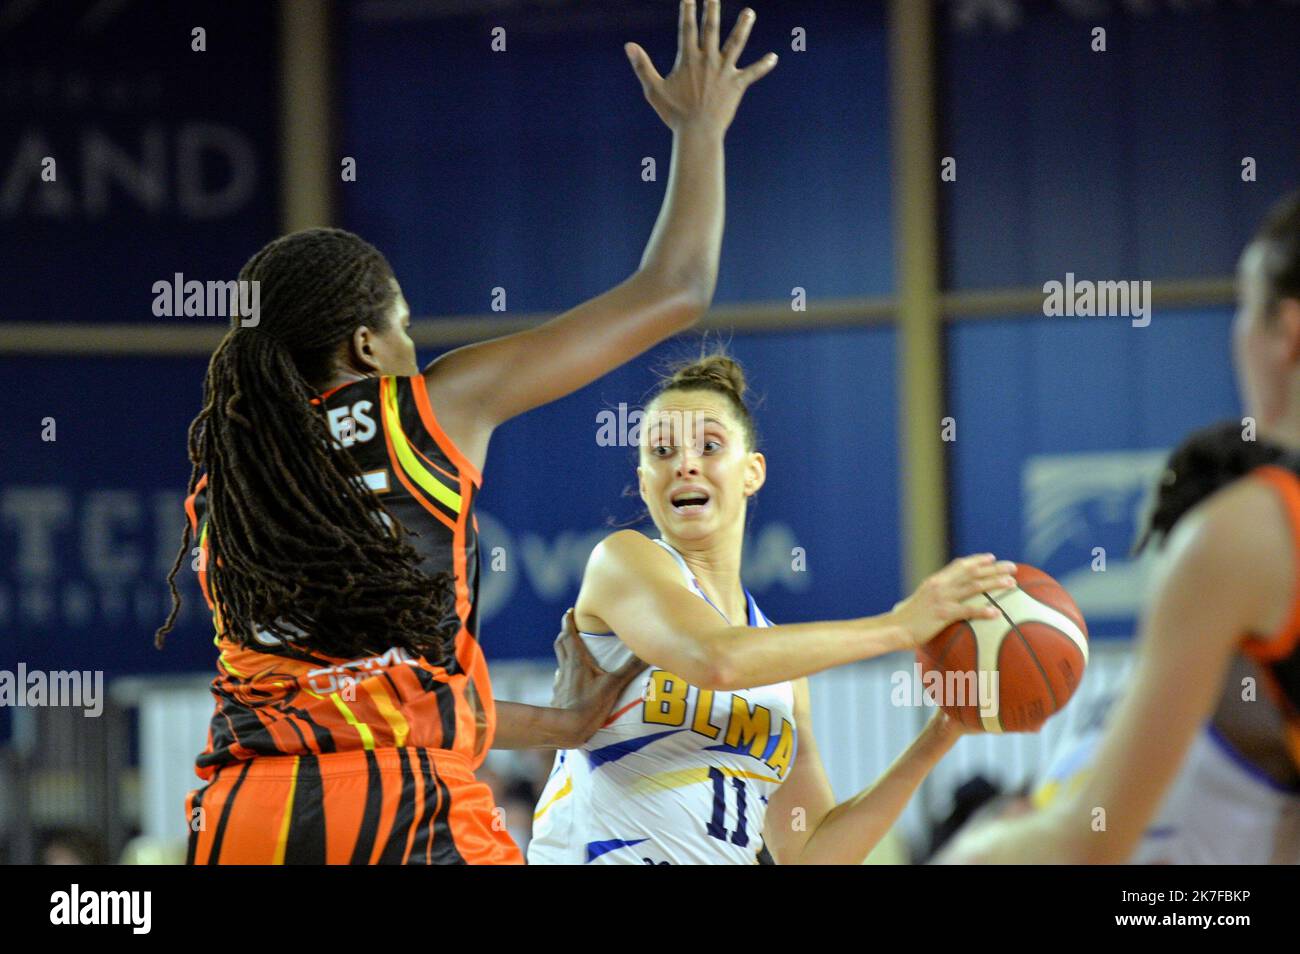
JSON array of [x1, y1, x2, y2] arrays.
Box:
[[670, 490, 711, 514]]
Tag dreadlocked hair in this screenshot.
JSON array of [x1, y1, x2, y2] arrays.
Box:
[[1132, 420, 1286, 555], [155, 228, 457, 661]]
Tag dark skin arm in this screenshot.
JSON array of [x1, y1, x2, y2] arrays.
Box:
[[492, 610, 648, 750], [422, 1, 778, 473]]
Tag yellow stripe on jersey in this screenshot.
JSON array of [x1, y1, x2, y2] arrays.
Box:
[[533, 775, 573, 821], [628, 766, 779, 796], [364, 680, 411, 748], [381, 377, 462, 514], [218, 652, 247, 678], [272, 756, 301, 865], [305, 689, 377, 751]]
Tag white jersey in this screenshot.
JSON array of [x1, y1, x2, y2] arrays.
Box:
[[528, 539, 796, 865], [1033, 692, 1300, 863]]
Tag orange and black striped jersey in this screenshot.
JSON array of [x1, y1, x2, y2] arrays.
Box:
[[1244, 463, 1300, 771], [186, 374, 495, 779]]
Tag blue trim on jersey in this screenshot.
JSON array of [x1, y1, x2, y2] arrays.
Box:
[[694, 588, 729, 623], [587, 728, 685, 769], [546, 752, 566, 781], [578, 630, 618, 637], [704, 729, 784, 765], [1144, 826, 1178, 839], [585, 838, 648, 863]]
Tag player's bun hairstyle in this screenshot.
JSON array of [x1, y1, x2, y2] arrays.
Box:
[[1132, 420, 1286, 555], [156, 228, 457, 660], [651, 350, 758, 450], [1253, 191, 1300, 319]]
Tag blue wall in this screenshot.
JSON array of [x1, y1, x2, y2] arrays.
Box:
[[338, 0, 895, 309], [940, 0, 1300, 289], [2, 0, 1294, 688], [0, 0, 279, 326]]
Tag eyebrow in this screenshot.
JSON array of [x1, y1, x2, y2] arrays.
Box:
[[648, 417, 729, 435]]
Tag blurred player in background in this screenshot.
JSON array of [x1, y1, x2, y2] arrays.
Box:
[[1015, 421, 1294, 863], [156, 0, 778, 864], [529, 352, 1018, 864], [942, 193, 1300, 863]]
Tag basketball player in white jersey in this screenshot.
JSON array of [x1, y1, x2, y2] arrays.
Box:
[[941, 193, 1300, 863], [529, 353, 1018, 864]]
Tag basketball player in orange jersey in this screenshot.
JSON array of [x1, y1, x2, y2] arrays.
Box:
[[157, 1, 780, 865], [942, 192, 1300, 863], [528, 353, 1019, 864]]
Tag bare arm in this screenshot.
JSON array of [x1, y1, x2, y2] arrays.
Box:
[[938, 480, 1290, 863], [423, 2, 778, 471], [492, 612, 648, 749], [493, 701, 585, 750], [764, 681, 961, 864], [575, 530, 1016, 690]]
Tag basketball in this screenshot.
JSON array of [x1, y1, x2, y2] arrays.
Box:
[[917, 564, 1089, 733]]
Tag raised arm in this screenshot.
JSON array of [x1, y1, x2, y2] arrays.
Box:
[[423, 1, 778, 471], [575, 529, 1017, 690]]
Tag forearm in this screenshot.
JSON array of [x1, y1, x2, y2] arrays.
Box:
[[794, 720, 956, 865], [701, 613, 909, 690], [638, 124, 725, 297], [492, 701, 579, 750], [936, 803, 1095, 864]]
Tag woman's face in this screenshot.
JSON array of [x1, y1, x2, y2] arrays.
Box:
[[637, 389, 765, 544]]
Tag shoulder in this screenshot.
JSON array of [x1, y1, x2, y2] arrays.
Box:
[[587, 530, 672, 581], [1179, 473, 1290, 563], [1160, 473, 1293, 637]]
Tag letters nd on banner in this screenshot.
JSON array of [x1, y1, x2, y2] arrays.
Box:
[[1, 0, 278, 326]]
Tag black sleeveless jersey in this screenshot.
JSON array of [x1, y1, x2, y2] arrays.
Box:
[[184, 375, 495, 768]]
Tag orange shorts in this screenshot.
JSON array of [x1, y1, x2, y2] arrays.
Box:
[[184, 748, 523, 865]]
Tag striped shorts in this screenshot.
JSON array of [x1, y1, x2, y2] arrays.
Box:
[[184, 747, 523, 865]]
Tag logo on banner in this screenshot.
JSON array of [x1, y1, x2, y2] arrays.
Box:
[[1021, 450, 1165, 621]]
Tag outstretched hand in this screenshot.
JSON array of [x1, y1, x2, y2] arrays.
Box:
[[625, 1, 778, 135], [892, 554, 1019, 650]]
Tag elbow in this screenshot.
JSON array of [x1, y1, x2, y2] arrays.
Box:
[[688, 642, 741, 691], [639, 267, 714, 331]]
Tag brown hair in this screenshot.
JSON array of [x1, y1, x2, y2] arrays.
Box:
[[647, 349, 758, 451], [1252, 191, 1300, 320]]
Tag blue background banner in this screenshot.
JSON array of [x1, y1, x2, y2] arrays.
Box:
[[1, 0, 1291, 680]]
